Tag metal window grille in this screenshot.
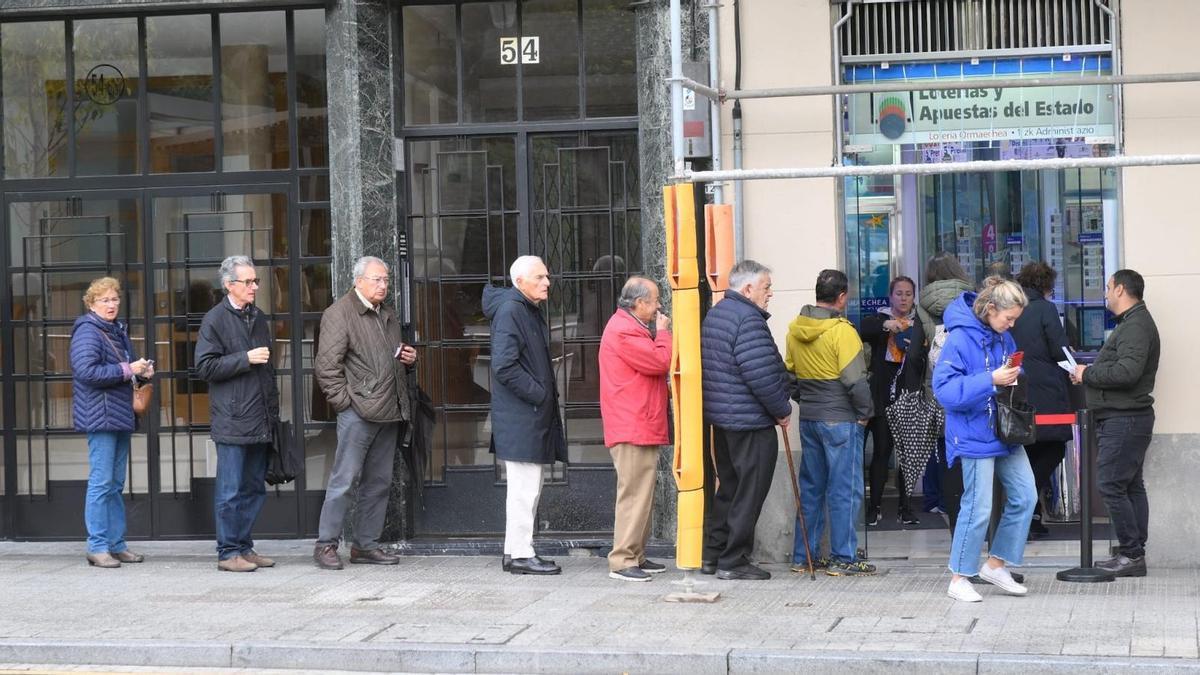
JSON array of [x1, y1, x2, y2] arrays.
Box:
[[836, 0, 1113, 62]]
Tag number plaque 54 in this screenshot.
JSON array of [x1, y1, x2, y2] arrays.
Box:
[[499, 36, 540, 65]]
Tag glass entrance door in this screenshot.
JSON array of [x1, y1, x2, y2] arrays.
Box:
[[404, 131, 639, 537]]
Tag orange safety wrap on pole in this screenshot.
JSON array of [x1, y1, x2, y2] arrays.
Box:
[[664, 184, 704, 570], [704, 203, 734, 306]]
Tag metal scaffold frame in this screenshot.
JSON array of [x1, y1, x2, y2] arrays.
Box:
[[668, 0, 1200, 184]]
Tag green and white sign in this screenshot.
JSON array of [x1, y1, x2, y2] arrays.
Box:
[[846, 59, 1115, 147]]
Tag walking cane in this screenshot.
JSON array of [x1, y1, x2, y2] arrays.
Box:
[[781, 430, 816, 580]]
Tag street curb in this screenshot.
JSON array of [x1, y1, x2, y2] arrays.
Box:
[[3, 640, 1200, 673]]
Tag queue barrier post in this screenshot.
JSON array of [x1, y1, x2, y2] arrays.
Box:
[[1055, 408, 1115, 583]]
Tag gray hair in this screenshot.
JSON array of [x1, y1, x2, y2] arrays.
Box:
[[219, 255, 255, 288], [617, 276, 655, 309], [728, 259, 771, 292], [353, 255, 389, 280], [509, 255, 545, 285]]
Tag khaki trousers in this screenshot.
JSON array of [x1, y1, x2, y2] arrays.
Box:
[[607, 443, 659, 571]]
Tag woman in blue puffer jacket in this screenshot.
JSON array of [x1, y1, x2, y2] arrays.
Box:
[[69, 277, 154, 569], [933, 276, 1035, 603]]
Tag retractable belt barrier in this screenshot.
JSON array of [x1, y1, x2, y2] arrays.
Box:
[[1045, 409, 1116, 583]]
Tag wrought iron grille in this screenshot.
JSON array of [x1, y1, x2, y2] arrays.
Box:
[[837, 0, 1114, 61]]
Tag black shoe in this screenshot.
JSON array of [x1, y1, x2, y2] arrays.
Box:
[[503, 554, 555, 571], [1096, 554, 1147, 577], [866, 505, 881, 526], [1030, 518, 1050, 536], [968, 571, 1025, 584], [899, 508, 920, 526], [700, 560, 717, 575], [508, 556, 561, 575], [639, 559, 668, 574], [609, 566, 652, 582], [716, 564, 771, 580]]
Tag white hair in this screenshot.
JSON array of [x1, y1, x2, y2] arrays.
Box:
[[728, 259, 771, 291], [219, 255, 255, 287], [353, 255, 389, 279], [509, 255, 545, 285]]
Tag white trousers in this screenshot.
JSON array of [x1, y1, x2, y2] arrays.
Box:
[[503, 460, 545, 559]]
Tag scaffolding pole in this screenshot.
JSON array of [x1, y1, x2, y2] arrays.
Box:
[[675, 70, 1200, 103], [682, 153, 1200, 183]]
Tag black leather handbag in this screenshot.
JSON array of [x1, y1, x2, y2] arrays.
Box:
[[994, 385, 1037, 446]]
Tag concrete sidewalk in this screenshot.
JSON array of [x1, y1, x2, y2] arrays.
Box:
[[0, 536, 1197, 674]]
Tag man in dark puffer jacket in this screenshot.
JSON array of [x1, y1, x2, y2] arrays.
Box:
[[700, 259, 793, 581]]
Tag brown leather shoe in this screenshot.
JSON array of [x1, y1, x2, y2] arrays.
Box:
[[242, 550, 275, 568], [314, 544, 344, 570], [86, 552, 121, 569], [217, 555, 258, 572], [111, 550, 144, 563], [350, 547, 399, 565]]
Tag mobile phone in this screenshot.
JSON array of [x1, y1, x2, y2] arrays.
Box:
[[1007, 351, 1024, 369]]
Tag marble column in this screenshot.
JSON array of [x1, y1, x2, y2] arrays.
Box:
[[634, 0, 708, 543], [325, 0, 412, 542]]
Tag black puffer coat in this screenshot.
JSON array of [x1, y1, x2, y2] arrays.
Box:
[[482, 285, 567, 464], [1010, 287, 1073, 441], [700, 290, 792, 430], [194, 299, 279, 445]]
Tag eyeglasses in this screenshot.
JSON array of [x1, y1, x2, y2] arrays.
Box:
[[362, 275, 390, 285], [231, 278, 261, 287], [95, 297, 121, 305]]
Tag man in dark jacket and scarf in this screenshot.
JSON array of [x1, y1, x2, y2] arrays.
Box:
[[195, 256, 279, 573], [700, 260, 792, 581], [1072, 269, 1160, 577], [483, 255, 566, 576]]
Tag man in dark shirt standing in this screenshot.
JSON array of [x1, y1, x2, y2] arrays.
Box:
[[1072, 269, 1160, 577]]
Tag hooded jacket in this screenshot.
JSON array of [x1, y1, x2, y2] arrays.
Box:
[[786, 305, 873, 422], [700, 290, 792, 430], [598, 309, 672, 447], [932, 292, 1020, 466], [69, 312, 139, 433], [905, 277, 975, 398], [482, 285, 567, 464]]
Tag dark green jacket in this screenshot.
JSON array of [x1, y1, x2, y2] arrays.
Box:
[[1083, 302, 1159, 418]]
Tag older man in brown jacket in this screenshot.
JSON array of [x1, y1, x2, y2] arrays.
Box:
[[313, 255, 417, 570]]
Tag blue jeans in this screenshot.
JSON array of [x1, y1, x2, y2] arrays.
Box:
[[795, 420, 864, 563], [948, 448, 1036, 576], [85, 431, 132, 554], [214, 443, 269, 561]]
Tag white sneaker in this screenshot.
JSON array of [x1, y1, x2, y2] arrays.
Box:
[[947, 577, 982, 602], [978, 564, 1028, 595]]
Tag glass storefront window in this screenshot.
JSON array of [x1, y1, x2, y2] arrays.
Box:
[[220, 11, 288, 170], [2, 21, 67, 178], [147, 15, 215, 173], [462, 2, 518, 123], [294, 9, 329, 167], [583, 0, 636, 118], [74, 18, 141, 176], [403, 5, 458, 126]]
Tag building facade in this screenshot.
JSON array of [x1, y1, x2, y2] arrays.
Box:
[[1, 0, 1196, 567]]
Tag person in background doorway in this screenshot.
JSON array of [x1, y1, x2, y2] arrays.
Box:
[[312, 256, 416, 570], [904, 253, 975, 529], [787, 269, 876, 577], [599, 277, 672, 582], [934, 277, 1034, 602], [70, 277, 154, 569], [859, 276, 918, 527], [1071, 270, 1160, 578], [1011, 262, 1072, 540], [195, 256, 279, 572], [483, 255, 566, 576], [700, 260, 792, 581]]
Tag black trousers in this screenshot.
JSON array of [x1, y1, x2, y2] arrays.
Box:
[[703, 426, 778, 570], [866, 414, 908, 512], [1024, 440, 1066, 519], [1097, 413, 1154, 559]]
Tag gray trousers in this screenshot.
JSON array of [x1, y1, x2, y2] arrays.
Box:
[[316, 407, 399, 550]]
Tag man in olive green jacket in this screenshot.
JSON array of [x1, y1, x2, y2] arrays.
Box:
[[313, 256, 417, 570]]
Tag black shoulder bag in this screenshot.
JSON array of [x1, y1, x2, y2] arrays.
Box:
[[994, 383, 1037, 446]]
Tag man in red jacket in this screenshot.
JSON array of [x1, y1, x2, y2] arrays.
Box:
[[599, 277, 672, 582]]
